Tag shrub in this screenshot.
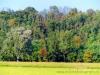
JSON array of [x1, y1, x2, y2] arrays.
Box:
[[83, 50, 93, 62]]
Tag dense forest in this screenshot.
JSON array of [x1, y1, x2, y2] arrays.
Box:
[[0, 6, 100, 62]]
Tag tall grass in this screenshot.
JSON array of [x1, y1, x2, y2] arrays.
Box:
[[0, 62, 100, 69]]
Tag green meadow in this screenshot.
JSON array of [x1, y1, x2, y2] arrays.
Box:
[[0, 62, 100, 75]]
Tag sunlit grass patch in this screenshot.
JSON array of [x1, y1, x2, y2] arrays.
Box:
[[0, 62, 100, 75]]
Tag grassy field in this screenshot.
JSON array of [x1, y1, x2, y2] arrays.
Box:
[[0, 62, 100, 75]]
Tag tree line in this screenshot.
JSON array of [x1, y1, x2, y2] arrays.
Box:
[[0, 6, 100, 62]]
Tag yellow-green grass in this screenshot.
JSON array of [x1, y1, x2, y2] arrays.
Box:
[[0, 62, 100, 75]]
